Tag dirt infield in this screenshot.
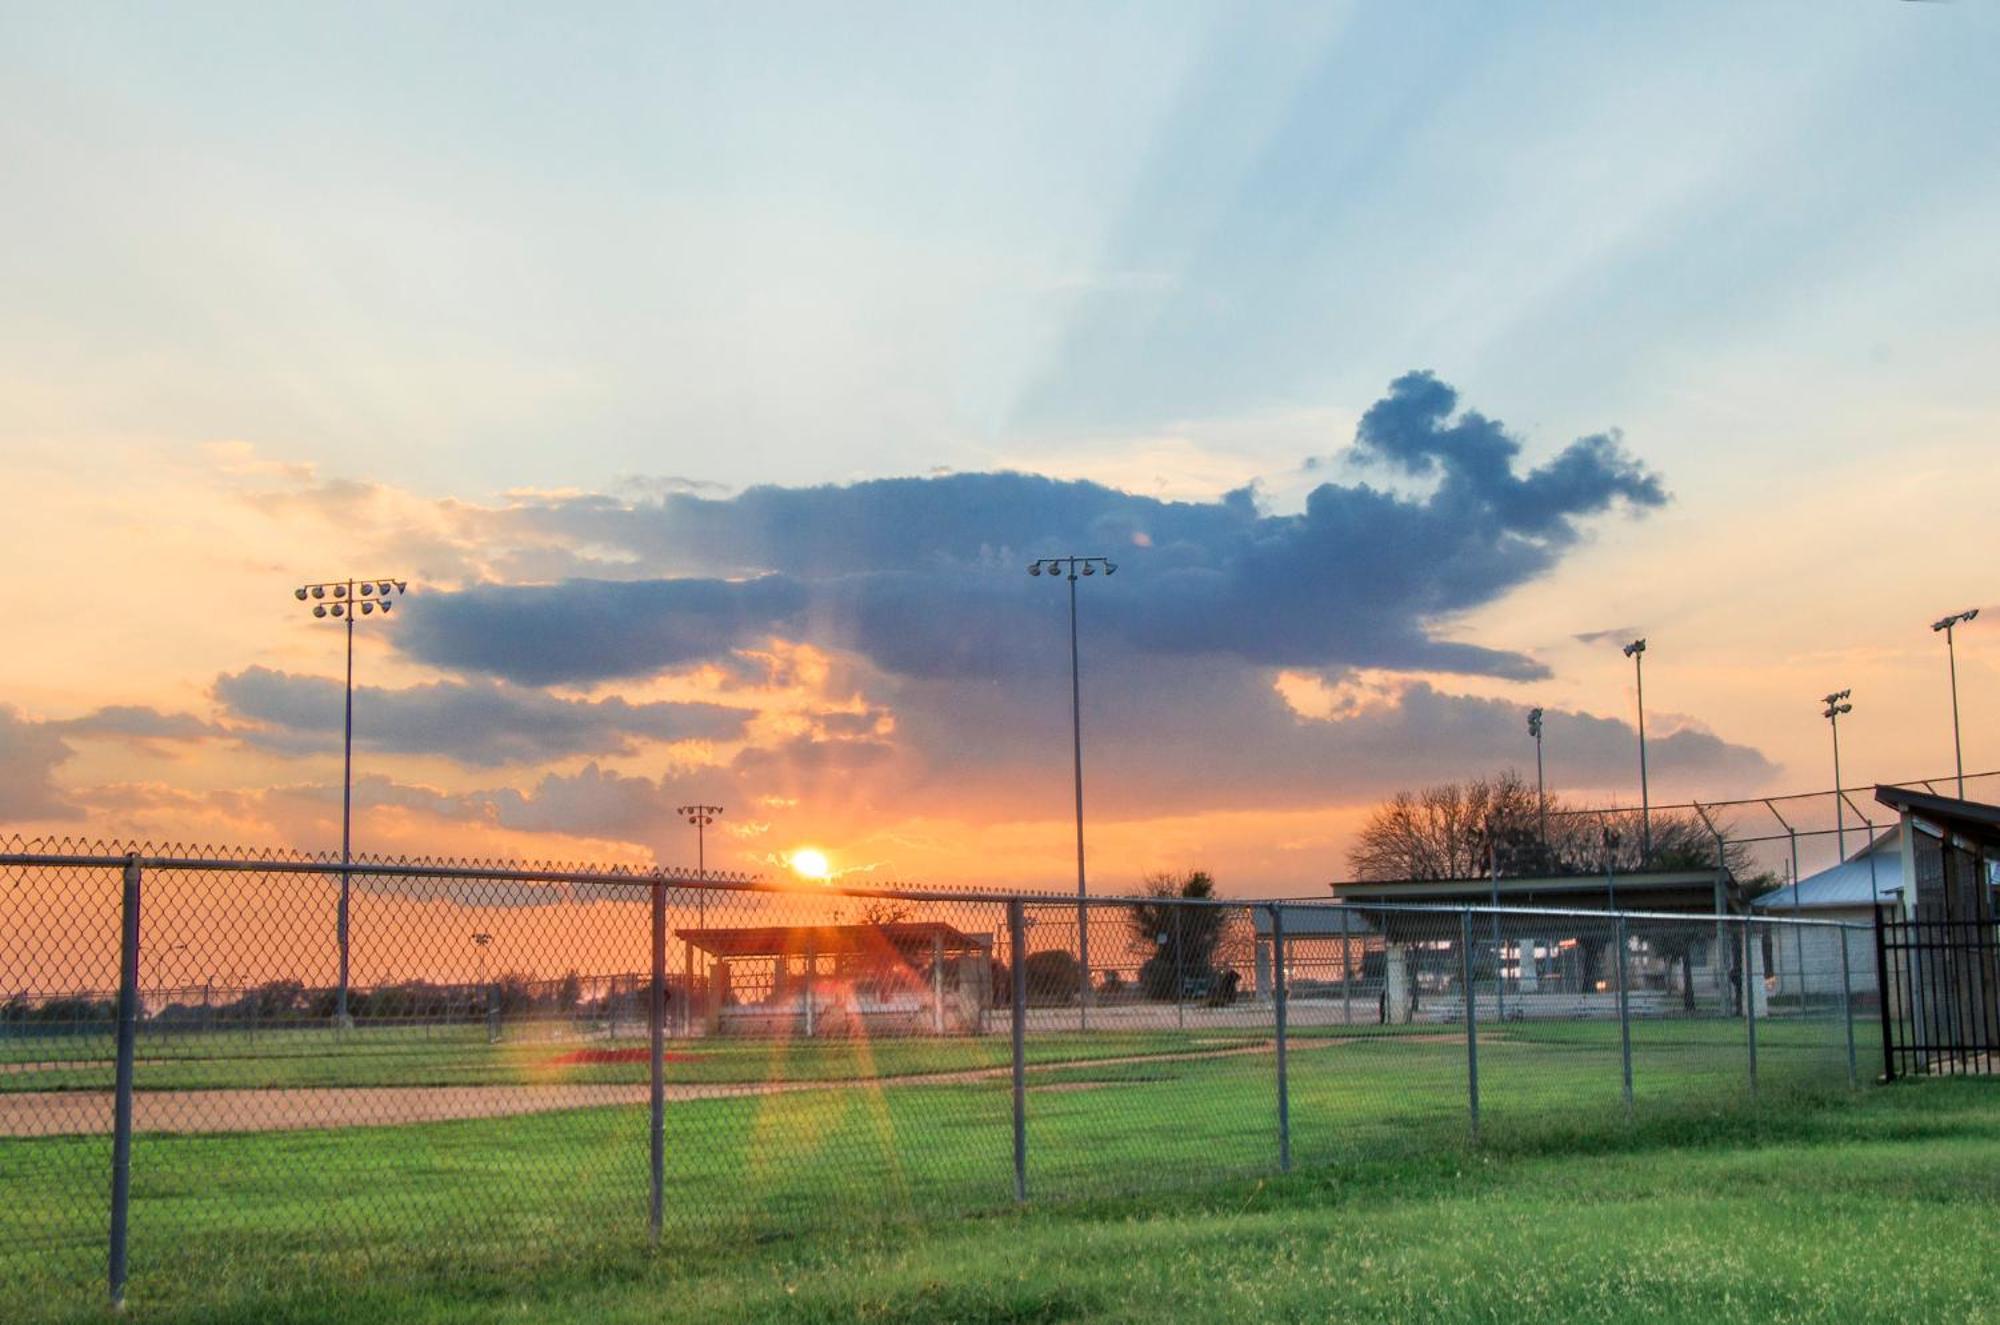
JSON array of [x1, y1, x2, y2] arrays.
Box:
[[0, 1036, 1362, 1137]]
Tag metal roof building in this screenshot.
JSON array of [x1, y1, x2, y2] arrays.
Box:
[[1751, 827, 1904, 913]]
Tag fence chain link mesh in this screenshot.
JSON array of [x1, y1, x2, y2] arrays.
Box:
[[0, 837, 1877, 1314]]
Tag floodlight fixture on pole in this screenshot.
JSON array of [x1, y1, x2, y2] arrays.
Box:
[[1027, 555, 1117, 1025], [471, 931, 494, 1039], [1623, 639, 1651, 863], [676, 804, 723, 954], [1527, 707, 1547, 846], [1823, 689, 1853, 859], [675, 805, 723, 878], [1932, 609, 1979, 797], [294, 575, 409, 1027]]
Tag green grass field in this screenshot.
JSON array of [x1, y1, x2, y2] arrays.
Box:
[[8, 1077, 1997, 1323], [1, 1009, 1906, 1322], [0, 1006, 1861, 1091]]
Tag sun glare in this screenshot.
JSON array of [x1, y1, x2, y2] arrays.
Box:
[[789, 847, 832, 881]]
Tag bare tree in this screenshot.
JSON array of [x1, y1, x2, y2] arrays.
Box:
[[1346, 771, 1541, 880], [1348, 772, 1762, 882]]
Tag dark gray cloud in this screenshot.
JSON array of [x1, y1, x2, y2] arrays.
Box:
[[400, 576, 807, 688], [0, 707, 78, 821], [298, 658, 1773, 856], [874, 650, 1775, 821], [1353, 371, 1666, 537], [398, 372, 1666, 688], [54, 706, 223, 745], [213, 667, 748, 766]]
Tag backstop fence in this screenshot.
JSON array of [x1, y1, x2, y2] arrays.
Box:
[[0, 840, 1874, 1315]]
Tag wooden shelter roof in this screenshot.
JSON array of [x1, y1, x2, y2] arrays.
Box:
[[675, 921, 991, 958]]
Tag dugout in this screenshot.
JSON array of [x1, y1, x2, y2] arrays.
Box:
[[679, 922, 994, 1037], [1324, 868, 1754, 1020]]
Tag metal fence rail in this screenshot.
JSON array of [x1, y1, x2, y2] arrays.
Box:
[[0, 841, 1875, 1315], [1875, 908, 2000, 1080]]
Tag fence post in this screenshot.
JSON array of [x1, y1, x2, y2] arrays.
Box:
[[1838, 924, 1857, 1089], [648, 876, 666, 1242], [1340, 906, 1353, 1027], [1872, 905, 1896, 1083], [1489, 838, 1505, 1024], [1460, 909, 1479, 1143], [1009, 898, 1028, 1203], [1271, 905, 1290, 1173], [1173, 904, 1185, 1032], [932, 933, 945, 1036], [1742, 919, 1758, 1099], [1614, 914, 1634, 1117], [1077, 897, 1090, 1034], [804, 935, 816, 1040], [109, 853, 141, 1311]]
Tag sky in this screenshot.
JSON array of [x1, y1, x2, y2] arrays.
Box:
[[2, 1, 1997, 896]]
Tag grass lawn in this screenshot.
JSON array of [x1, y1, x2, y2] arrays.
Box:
[[1, 1008, 1897, 1323], [8, 1079, 1997, 1323], [0, 1006, 1862, 1091]]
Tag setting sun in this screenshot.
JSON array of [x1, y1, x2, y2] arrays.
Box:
[[788, 847, 832, 881]]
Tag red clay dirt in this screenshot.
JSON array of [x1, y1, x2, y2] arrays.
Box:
[[545, 1047, 703, 1066]]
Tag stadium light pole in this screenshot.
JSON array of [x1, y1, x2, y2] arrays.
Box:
[[676, 806, 721, 940], [1028, 554, 1117, 1026], [294, 575, 408, 1027], [676, 805, 722, 882], [1623, 639, 1651, 863], [1932, 609, 1978, 798], [676, 805, 721, 1035], [1822, 690, 1853, 859], [1527, 707, 1547, 847]]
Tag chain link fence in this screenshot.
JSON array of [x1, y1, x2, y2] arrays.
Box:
[[0, 839, 1873, 1315]]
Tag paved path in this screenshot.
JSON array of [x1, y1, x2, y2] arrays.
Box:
[[0, 1036, 1387, 1137]]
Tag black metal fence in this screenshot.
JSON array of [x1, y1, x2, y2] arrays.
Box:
[[0, 840, 1873, 1317], [1875, 909, 2000, 1080]]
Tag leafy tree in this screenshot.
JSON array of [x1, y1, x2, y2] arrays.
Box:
[[1128, 870, 1229, 1000], [1021, 950, 1080, 1006]]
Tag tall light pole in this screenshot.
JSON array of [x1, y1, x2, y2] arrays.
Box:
[[1933, 609, 1979, 798], [1823, 690, 1852, 859], [1527, 707, 1546, 848], [294, 575, 408, 1026], [1623, 639, 1650, 863], [1029, 555, 1117, 1024], [676, 805, 722, 881], [676, 805, 721, 1036]]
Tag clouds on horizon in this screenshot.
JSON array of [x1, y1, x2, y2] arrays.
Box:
[[211, 668, 1773, 865], [400, 371, 1668, 688], [0, 372, 1777, 869], [211, 667, 749, 767], [0, 707, 77, 821]]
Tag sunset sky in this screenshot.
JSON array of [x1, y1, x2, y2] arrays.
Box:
[[3, 2, 1996, 896]]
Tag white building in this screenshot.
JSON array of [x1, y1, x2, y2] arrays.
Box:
[[1750, 827, 1902, 1000]]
